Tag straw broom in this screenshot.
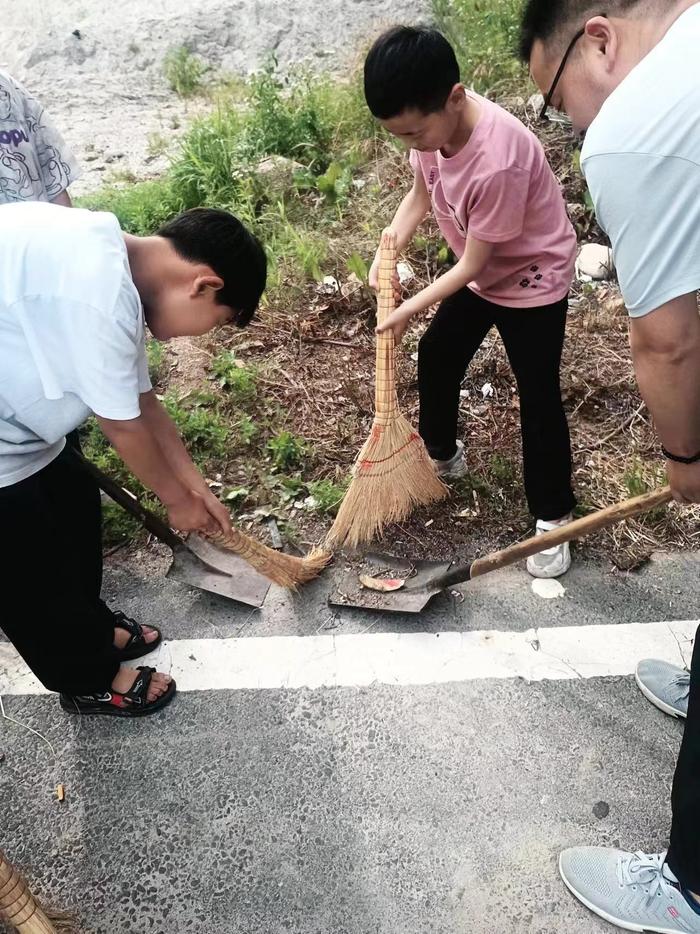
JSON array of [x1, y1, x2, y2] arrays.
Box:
[[326, 229, 447, 550], [206, 526, 330, 589], [0, 849, 77, 934]]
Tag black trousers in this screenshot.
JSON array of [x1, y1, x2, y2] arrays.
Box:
[[418, 287, 576, 521], [0, 443, 120, 695], [668, 625, 700, 892]]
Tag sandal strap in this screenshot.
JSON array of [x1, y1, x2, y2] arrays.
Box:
[[113, 611, 145, 648], [102, 666, 155, 710]]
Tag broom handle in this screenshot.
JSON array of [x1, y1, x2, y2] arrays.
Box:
[[0, 848, 57, 932], [431, 485, 673, 590], [375, 229, 398, 420]]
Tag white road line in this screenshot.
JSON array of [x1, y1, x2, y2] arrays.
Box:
[[1, 620, 696, 696]]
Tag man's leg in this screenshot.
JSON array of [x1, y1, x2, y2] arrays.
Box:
[[496, 296, 576, 521], [418, 288, 493, 461], [667, 625, 700, 894]]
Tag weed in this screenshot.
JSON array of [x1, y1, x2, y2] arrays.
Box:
[[307, 477, 349, 515], [164, 46, 206, 97], [234, 414, 259, 446], [210, 352, 258, 404], [147, 132, 169, 158], [433, 0, 526, 93], [346, 252, 369, 284], [489, 453, 516, 486], [164, 392, 229, 460], [146, 340, 168, 385], [267, 431, 308, 470]]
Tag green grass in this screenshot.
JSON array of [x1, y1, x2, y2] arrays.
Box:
[[164, 46, 206, 97], [210, 352, 258, 404], [267, 431, 308, 470], [432, 0, 527, 93]]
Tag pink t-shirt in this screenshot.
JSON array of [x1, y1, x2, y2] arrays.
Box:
[[410, 94, 576, 308]]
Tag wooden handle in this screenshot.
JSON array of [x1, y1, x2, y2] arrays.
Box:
[[375, 229, 399, 420], [70, 449, 184, 550], [0, 848, 57, 932], [432, 486, 673, 590]]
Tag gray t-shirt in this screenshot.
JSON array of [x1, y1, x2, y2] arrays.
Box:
[[581, 4, 700, 317], [0, 69, 80, 203]]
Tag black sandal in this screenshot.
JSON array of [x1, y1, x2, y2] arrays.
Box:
[[59, 667, 176, 717], [113, 611, 162, 661]]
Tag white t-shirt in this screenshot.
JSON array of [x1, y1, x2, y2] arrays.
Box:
[[581, 4, 700, 317], [0, 70, 80, 202], [0, 201, 151, 487]]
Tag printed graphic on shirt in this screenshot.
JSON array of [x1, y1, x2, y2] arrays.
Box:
[[0, 71, 79, 202]]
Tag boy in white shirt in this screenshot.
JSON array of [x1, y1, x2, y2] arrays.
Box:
[[0, 201, 267, 718]]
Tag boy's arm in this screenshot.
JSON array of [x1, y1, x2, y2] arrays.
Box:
[[376, 235, 494, 341], [97, 400, 232, 536], [369, 169, 431, 290], [137, 390, 233, 530]]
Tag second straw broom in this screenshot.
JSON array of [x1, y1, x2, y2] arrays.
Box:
[[326, 229, 447, 550]]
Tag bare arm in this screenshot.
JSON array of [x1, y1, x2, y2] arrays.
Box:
[[137, 390, 232, 532], [50, 189, 72, 207], [97, 399, 230, 534], [369, 170, 431, 290], [629, 293, 700, 502], [377, 236, 495, 341]]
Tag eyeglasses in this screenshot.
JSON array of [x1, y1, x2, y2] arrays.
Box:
[[539, 27, 586, 121]]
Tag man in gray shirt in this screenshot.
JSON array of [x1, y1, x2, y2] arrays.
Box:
[[0, 69, 79, 205], [521, 0, 700, 931]]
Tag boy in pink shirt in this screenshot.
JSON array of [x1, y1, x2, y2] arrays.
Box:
[[364, 26, 577, 578]]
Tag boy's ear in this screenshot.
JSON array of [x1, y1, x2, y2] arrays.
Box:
[[190, 273, 224, 298], [447, 83, 465, 107]]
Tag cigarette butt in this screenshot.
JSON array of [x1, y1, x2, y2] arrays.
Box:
[[56, 783, 65, 802]]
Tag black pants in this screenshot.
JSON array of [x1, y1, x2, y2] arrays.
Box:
[[418, 287, 576, 521], [668, 626, 700, 892], [0, 444, 119, 695]]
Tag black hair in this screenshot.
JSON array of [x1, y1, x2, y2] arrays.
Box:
[[364, 25, 460, 120], [157, 207, 267, 327], [519, 0, 646, 61]]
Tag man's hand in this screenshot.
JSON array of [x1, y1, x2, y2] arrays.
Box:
[[666, 459, 700, 504], [376, 304, 415, 343], [165, 489, 231, 536]]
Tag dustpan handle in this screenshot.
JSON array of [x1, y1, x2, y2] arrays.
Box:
[[69, 448, 184, 551], [432, 485, 674, 590]]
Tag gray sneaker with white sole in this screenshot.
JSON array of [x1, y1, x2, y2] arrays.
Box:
[[560, 847, 700, 933], [636, 659, 689, 719], [432, 440, 467, 480]]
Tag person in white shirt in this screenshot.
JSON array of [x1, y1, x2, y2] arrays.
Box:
[[0, 201, 267, 719], [521, 2, 700, 930], [0, 69, 79, 205]]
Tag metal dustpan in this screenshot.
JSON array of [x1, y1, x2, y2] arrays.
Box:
[[329, 486, 674, 615], [75, 451, 271, 608]]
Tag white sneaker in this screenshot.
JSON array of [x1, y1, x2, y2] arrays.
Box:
[[527, 514, 572, 579], [432, 440, 467, 480]]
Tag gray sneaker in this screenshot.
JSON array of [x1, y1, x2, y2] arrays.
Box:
[[526, 515, 573, 579], [560, 847, 700, 932], [636, 659, 689, 720], [432, 440, 467, 480]]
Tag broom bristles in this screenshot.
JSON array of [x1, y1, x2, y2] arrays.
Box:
[[0, 849, 79, 933], [326, 413, 447, 550], [206, 526, 330, 589]]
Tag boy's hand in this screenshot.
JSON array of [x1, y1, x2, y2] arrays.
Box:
[[166, 489, 232, 536], [369, 254, 402, 303], [376, 304, 415, 343]]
